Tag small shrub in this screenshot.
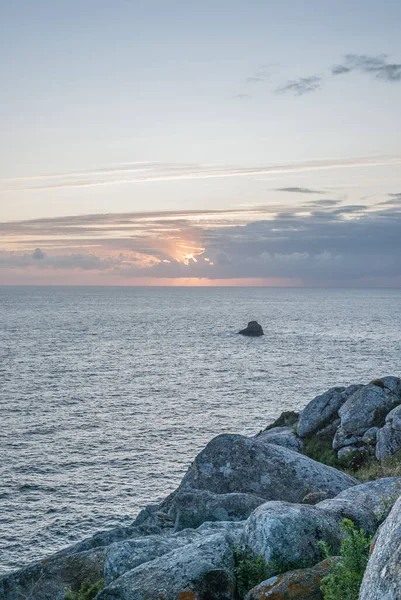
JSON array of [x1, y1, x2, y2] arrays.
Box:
[[64, 579, 104, 600], [233, 546, 269, 598], [369, 378, 385, 388], [264, 411, 299, 431], [319, 518, 371, 600]]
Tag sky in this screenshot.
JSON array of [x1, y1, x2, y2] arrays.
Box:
[[1, 0, 401, 286]]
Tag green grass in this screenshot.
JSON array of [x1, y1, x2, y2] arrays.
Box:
[[319, 519, 371, 600], [301, 435, 341, 468], [264, 410, 299, 431], [63, 579, 104, 600], [344, 449, 401, 482]]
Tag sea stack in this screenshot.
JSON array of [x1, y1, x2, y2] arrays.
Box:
[[238, 320, 264, 336]]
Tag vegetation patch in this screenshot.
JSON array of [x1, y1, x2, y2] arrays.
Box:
[[301, 435, 341, 468], [346, 449, 401, 482], [233, 546, 269, 598], [264, 410, 299, 431], [319, 518, 371, 600], [64, 579, 104, 600]]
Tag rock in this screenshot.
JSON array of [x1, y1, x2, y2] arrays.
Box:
[[333, 384, 400, 450], [362, 427, 380, 445], [97, 532, 236, 600], [243, 501, 342, 566], [297, 387, 346, 438], [317, 478, 401, 534], [376, 405, 401, 460], [359, 495, 401, 600], [256, 427, 303, 452], [104, 530, 199, 585], [55, 526, 166, 561], [238, 321, 264, 336], [0, 548, 105, 600], [302, 491, 330, 505], [167, 489, 266, 531], [245, 558, 338, 600], [168, 434, 357, 505]]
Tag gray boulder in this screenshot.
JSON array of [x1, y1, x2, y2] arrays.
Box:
[[334, 384, 400, 450], [97, 532, 236, 600], [238, 321, 264, 336], [255, 426, 302, 452], [359, 495, 401, 600], [297, 384, 362, 439], [297, 386, 346, 438], [317, 478, 401, 534], [243, 501, 343, 565], [169, 434, 357, 504], [376, 405, 401, 460], [167, 489, 266, 531], [0, 548, 105, 600]]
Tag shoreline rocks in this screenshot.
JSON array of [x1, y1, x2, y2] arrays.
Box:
[[1, 375, 401, 600]]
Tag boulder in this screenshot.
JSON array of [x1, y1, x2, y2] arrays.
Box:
[[167, 489, 266, 531], [97, 532, 236, 600], [333, 384, 400, 450], [297, 385, 362, 439], [0, 548, 105, 600], [243, 501, 343, 566], [238, 321, 264, 336], [376, 405, 401, 460], [317, 478, 401, 534], [297, 387, 346, 438], [245, 558, 338, 600], [168, 434, 357, 505], [359, 495, 401, 599], [255, 427, 302, 452]]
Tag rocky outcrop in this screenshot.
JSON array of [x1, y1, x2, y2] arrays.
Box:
[[243, 501, 343, 565], [168, 434, 357, 504], [245, 558, 338, 600], [97, 532, 237, 600], [317, 478, 401, 534], [359, 495, 401, 599], [2, 375, 401, 600], [0, 548, 105, 600], [333, 378, 401, 451], [375, 404, 401, 460], [238, 321, 264, 336]]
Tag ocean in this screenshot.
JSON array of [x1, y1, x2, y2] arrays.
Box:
[[0, 286, 400, 574]]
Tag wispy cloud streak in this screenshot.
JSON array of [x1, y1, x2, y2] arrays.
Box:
[[2, 155, 401, 192]]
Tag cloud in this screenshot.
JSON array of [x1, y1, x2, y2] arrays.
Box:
[[276, 75, 322, 96], [276, 187, 325, 194], [332, 54, 401, 82], [32, 248, 45, 260], [1, 200, 401, 286], [246, 64, 272, 84], [2, 154, 401, 192], [234, 94, 251, 99]]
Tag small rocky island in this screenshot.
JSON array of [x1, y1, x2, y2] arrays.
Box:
[[1, 376, 401, 600], [238, 321, 264, 336]]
